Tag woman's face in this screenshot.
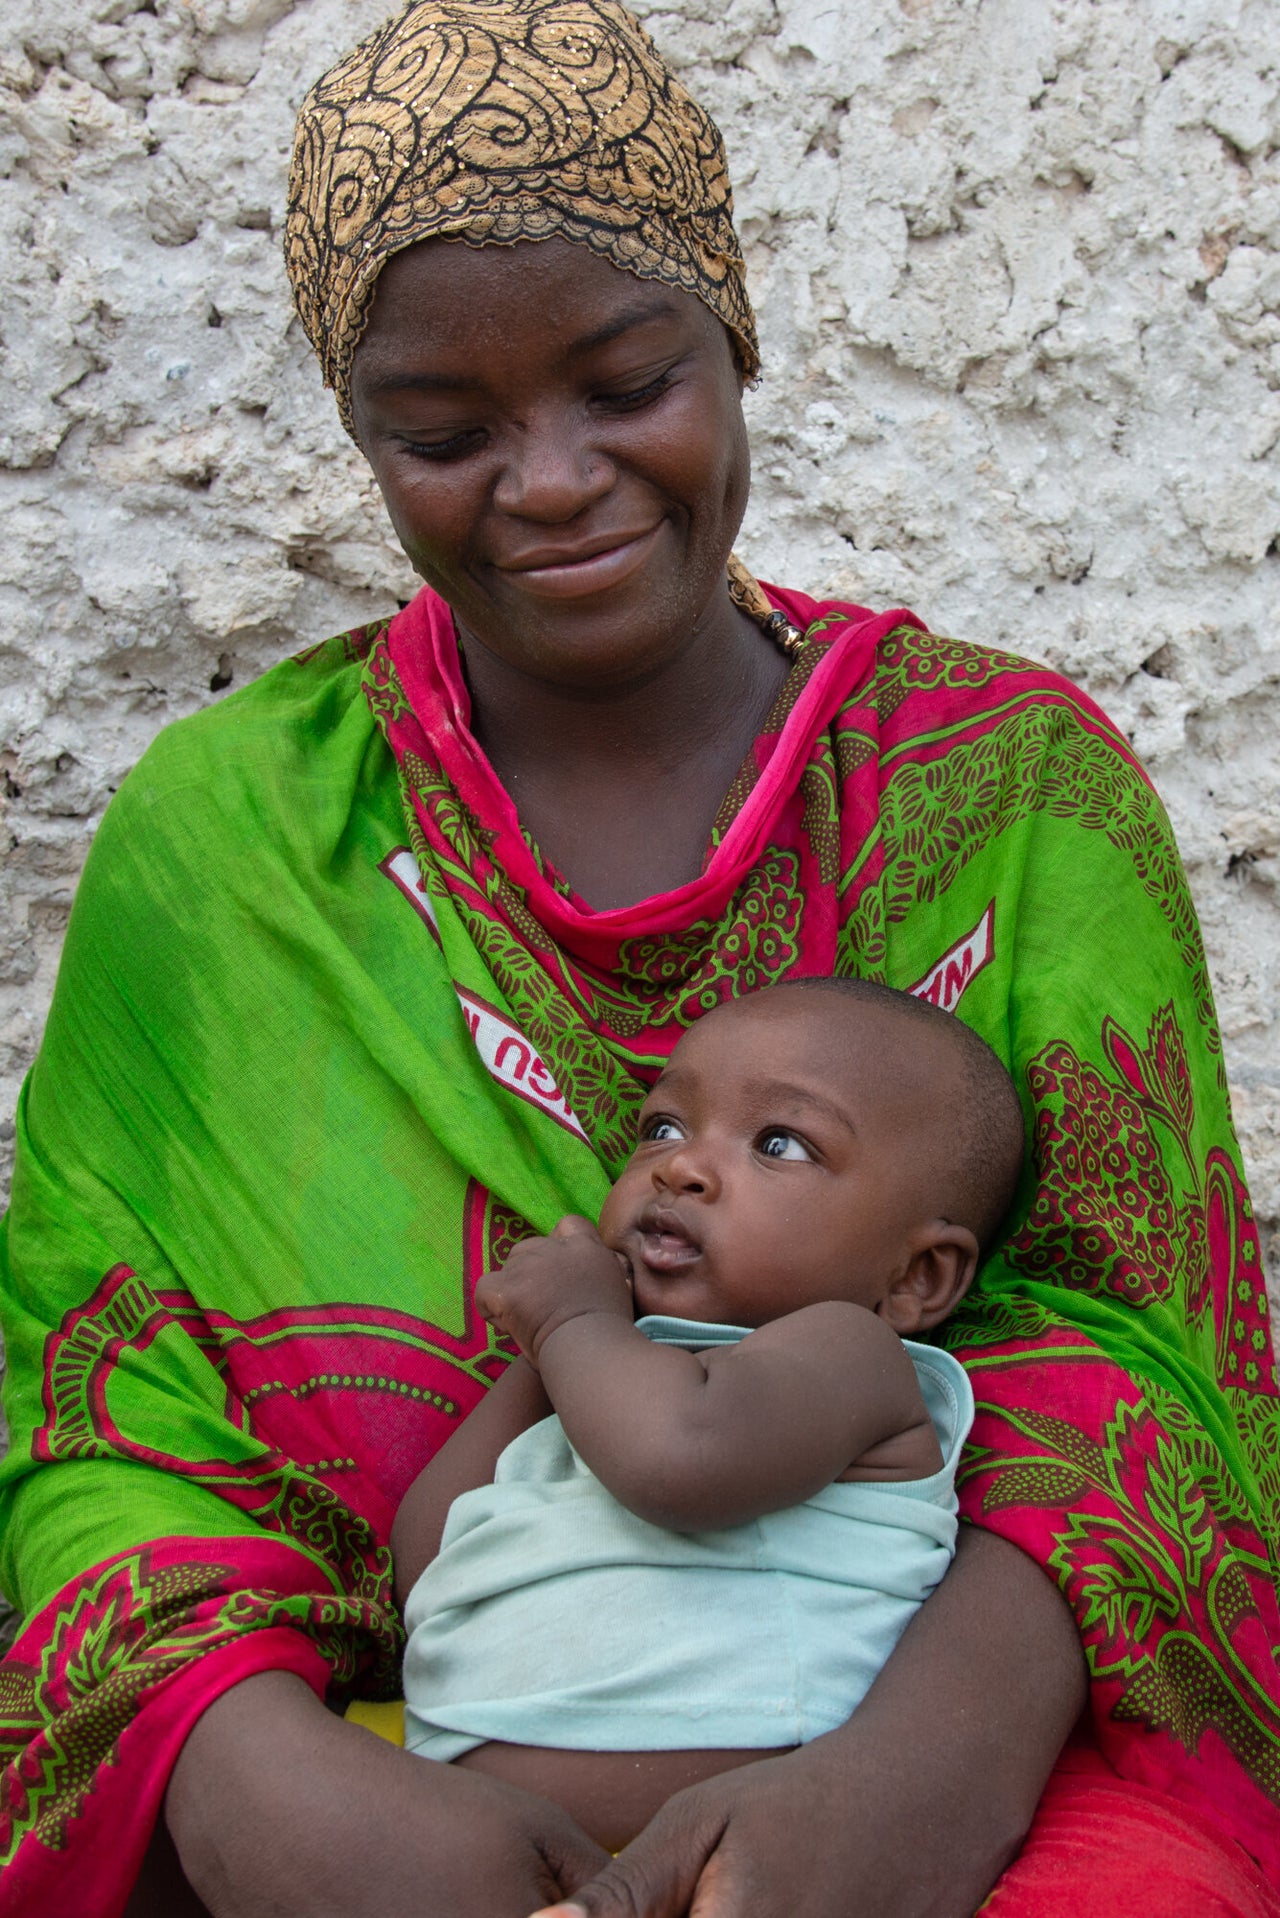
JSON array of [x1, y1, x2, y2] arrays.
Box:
[[350, 237, 751, 693]]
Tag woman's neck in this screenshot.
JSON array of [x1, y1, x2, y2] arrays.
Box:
[[459, 599, 790, 910]]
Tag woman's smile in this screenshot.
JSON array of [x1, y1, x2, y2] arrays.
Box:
[[494, 523, 666, 600]]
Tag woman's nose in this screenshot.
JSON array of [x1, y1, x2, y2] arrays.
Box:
[[493, 415, 614, 523]]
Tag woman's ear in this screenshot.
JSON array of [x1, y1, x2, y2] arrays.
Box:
[[880, 1224, 980, 1337]]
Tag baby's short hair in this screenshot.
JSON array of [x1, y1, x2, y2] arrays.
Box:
[[768, 975, 1026, 1252]]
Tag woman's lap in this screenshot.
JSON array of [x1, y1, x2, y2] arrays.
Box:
[[981, 1732, 1280, 1917], [344, 1707, 1277, 1913]]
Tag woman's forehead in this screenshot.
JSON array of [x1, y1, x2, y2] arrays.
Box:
[[354, 236, 716, 372]]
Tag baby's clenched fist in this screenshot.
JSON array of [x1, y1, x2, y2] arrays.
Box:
[[475, 1215, 633, 1365]]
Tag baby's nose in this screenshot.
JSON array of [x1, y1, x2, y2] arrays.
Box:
[[655, 1144, 717, 1196]]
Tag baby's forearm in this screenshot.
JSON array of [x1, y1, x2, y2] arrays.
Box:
[[535, 1301, 921, 1529], [536, 1309, 726, 1524], [476, 1225, 931, 1530]]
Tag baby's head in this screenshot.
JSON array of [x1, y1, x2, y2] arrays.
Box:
[[599, 978, 1025, 1335]]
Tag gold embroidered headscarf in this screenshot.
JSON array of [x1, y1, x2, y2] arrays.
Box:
[[284, 0, 759, 436]]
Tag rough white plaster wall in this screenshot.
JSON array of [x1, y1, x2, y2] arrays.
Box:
[[1, 0, 1277, 1298]]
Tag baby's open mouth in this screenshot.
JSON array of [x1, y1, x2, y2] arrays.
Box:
[[634, 1205, 702, 1273]]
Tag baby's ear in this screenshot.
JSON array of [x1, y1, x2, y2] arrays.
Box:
[[881, 1224, 980, 1337]]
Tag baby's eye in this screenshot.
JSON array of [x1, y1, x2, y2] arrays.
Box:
[[757, 1129, 812, 1162], [643, 1117, 685, 1144]]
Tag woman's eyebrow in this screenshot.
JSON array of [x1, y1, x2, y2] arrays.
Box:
[[358, 366, 480, 397], [569, 298, 680, 355], [357, 299, 680, 399]]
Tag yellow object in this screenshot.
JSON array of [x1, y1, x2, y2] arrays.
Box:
[[346, 1697, 407, 1746]]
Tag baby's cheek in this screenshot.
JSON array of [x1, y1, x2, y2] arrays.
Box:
[[596, 1176, 633, 1249]]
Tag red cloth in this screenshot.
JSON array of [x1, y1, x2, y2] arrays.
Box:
[[983, 1731, 1280, 1916]]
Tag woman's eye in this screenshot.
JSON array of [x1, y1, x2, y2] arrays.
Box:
[[643, 1117, 685, 1143], [400, 431, 483, 462], [598, 370, 674, 412], [758, 1129, 812, 1162]]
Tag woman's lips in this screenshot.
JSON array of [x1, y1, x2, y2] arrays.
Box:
[[496, 524, 662, 600]]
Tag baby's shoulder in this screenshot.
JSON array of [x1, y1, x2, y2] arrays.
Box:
[[733, 1302, 921, 1396]]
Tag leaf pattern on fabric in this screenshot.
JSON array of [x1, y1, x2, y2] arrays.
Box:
[[869, 626, 1039, 721], [1113, 1635, 1280, 1803], [1006, 1033, 1192, 1307], [961, 1378, 1280, 1817], [798, 743, 842, 885], [1139, 1378, 1259, 1531], [1005, 1010, 1274, 1404], [28, 1262, 518, 1600], [0, 1543, 398, 1868], [1231, 1389, 1280, 1534], [841, 682, 1217, 1045], [292, 618, 389, 671], [944, 1289, 1060, 1351], [361, 634, 413, 726], [613, 849, 803, 1028]]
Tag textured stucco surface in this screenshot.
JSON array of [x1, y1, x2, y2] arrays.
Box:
[[2, 0, 1278, 1296]]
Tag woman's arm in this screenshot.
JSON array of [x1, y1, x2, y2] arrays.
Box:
[[533, 1525, 1087, 1918], [391, 1356, 552, 1605], [160, 1670, 610, 1918]]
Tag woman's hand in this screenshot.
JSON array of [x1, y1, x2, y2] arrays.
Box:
[[162, 1670, 610, 1918], [529, 1736, 947, 1918], [531, 1527, 1087, 1918], [476, 1215, 633, 1364]]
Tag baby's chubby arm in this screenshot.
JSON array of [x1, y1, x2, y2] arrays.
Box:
[[391, 1216, 633, 1602], [475, 1218, 938, 1532], [391, 1355, 552, 1605]]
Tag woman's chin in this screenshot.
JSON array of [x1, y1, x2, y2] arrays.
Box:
[[456, 545, 737, 693], [456, 587, 673, 687]]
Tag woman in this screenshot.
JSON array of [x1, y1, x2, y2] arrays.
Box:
[[1, 2, 1277, 1913]]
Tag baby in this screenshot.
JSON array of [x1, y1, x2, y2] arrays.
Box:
[[390, 978, 1025, 1853]]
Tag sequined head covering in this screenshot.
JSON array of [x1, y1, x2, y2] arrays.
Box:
[[284, 0, 758, 436]]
